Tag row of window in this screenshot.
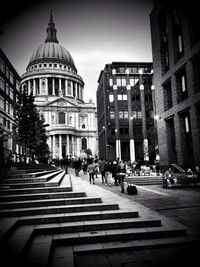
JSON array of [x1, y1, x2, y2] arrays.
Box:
[[28, 63, 76, 73], [159, 8, 200, 74], [109, 110, 154, 120], [162, 64, 198, 111], [0, 114, 14, 130], [109, 77, 152, 88], [109, 93, 152, 103], [0, 77, 14, 100], [0, 58, 15, 85], [0, 96, 14, 116], [109, 66, 152, 75]]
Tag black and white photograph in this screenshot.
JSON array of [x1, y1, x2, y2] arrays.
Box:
[[0, 0, 200, 266]]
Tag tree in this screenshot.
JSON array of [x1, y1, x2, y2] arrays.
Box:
[[15, 87, 49, 162]]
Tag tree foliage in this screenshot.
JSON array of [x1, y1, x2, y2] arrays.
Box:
[[15, 88, 49, 161]]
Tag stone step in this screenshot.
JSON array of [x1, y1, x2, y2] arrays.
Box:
[[0, 217, 18, 240], [0, 197, 102, 209], [0, 185, 72, 196], [34, 217, 162, 235], [22, 234, 52, 267], [5, 169, 57, 178], [2, 170, 62, 184], [0, 171, 65, 189], [18, 210, 139, 225], [0, 203, 119, 217], [72, 235, 197, 255], [4, 225, 34, 256], [52, 225, 187, 246], [0, 191, 86, 202]]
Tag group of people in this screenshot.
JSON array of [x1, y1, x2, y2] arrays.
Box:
[[164, 166, 200, 187]]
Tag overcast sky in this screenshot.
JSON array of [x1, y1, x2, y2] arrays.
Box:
[[0, 0, 153, 104]]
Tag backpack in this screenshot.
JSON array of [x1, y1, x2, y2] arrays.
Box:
[[127, 185, 138, 195]]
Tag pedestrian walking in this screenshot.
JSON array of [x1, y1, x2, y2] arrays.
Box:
[[99, 159, 105, 183], [87, 162, 95, 184]]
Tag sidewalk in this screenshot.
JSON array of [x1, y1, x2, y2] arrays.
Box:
[[69, 169, 200, 267]]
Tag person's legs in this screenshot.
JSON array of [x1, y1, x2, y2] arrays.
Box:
[[89, 173, 92, 183], [92, 173, 95, 184]]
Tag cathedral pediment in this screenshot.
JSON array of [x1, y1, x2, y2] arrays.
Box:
[[45, 97, 77, 107]]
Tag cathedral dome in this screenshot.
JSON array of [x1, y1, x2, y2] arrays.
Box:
[[27, 11, 76, 70], [28, 42, 75, 68]]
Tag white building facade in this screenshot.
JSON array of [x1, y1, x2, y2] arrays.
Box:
[[21, 12, 98, 159]]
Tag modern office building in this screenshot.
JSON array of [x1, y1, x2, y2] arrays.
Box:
[[150, 2, 200, 169], [97, 62, 156, 163], [20, 12, 98, 160], [0, 48, 21, 164]]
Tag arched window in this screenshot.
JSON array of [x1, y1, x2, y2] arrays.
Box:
[[82, 137, 87, 150], [59, 112, 65, 124]]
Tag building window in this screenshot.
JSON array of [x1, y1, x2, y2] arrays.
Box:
[[172, 9, 184, 62], [119, 111, 123, 119], [67, 81, 71, 95], [116, 78, 121, 87], [82, 137, 87, 150], [16, 81, 20, 91], [58, 112, 65, 124], [117, 94, 123, 100], [176, 67, 188, 102], [160, 14, 170, 73], [132, 111, 137, 119], [124, 111, 128, 119], [179, 111, 194, 168], [121, 78, 126, 86], [10, 71, 14, 84], [137, 111, 142, 119], [163, 79, 173, 110], [5, 101, 9, 113], [10, 105, 14, 116], [82, 124, 85, 129], [109, 94, 114, 102], [51, 115, 55, 124], [0, 58, 5, 73], [123, 94, 127, 100], [0, 77, 4, 91], [6, 66, 9, 78], [54, 64, 57, 68], [49, 63, 52, 67], [0, 96, 4, 109], [110, 111, 115, 119], [6, 83, 9, 95]]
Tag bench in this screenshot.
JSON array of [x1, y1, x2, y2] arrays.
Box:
[[162, 173, 200, 188]]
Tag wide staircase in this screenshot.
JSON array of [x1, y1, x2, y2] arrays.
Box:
[[0, 168, 193, 267]]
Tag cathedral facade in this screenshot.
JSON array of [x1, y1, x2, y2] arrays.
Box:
[[20, 12, 98, 160]]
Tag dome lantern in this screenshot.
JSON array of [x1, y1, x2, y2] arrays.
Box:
[[45, 10, 58, 43]]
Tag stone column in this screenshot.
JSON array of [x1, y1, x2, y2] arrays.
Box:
[[59, 78, 62, 96], [39, 78, 43, 95], [71, 136, 74, 157], [112, 68, 121, 160], [28, 80, 31, 95], [126, 69, 135, 162], [65, 79, 68, 96], [33, 79, 36, 96], [59, 134, 62, 159], [52, 78, 55, 96], [52, 135, 56, 158], [139, 69, 149, 162], [66, 135, 69, 155]]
